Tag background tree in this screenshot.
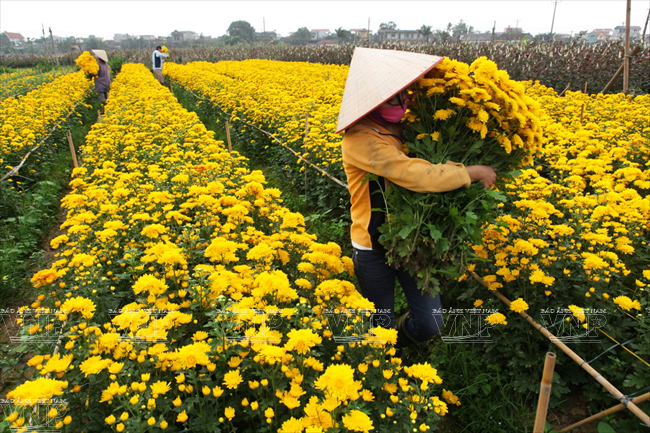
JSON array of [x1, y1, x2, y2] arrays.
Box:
[[335, 27, 352, 43], [433, 29, 451, 43], [451, 20, 474, 39], [83, 36, 105, 50], [0, 32, 14, 54], [227, 20, 256, 43], [418, 25, 433, 43], [57, 36, 78, 53], [379, 21, 397, 30], [287, 27, 312, 45]]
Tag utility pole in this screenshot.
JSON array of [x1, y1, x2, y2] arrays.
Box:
[[42, 24, 48, 56], [642, 6, 650, 41], [492, 21, 496, 43], [49, 27, 59, 65], [550, 0, 559, 41]]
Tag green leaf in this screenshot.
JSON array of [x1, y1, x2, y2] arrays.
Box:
[[425, 224, 442, 241], [397, 224, 415, 239], [597, 422, 616, 433]]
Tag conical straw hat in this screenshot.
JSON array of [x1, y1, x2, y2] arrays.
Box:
[[92, 49, 108, 63], [336, 47, 444, 133]]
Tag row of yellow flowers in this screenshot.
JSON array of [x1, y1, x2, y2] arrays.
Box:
[[163, 60, 347, 176], [0, 70, 93, 168], [5, 63, 457, 432], [0, 67, 74, 100], [474, 86, 649, 308]]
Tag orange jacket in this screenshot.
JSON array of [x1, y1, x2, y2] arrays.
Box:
[[341, 117, 471, 251]]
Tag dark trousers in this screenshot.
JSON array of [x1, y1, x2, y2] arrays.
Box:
[[352, 248, 443, 343]]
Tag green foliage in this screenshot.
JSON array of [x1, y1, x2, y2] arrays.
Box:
[[426, 342, 538, 432], [108, 54, 126, 74], [288, 27, 312, 46], [35, 58, 56, 73], [227, 20, 256, 43]]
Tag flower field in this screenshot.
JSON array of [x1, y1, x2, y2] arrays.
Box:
[[4, 64, 455, 432], [0, 70, 92, 169], [0, 67, 75, 100], [2, 49, 649, 431]]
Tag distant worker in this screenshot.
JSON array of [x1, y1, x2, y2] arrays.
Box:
[[152, 46, 169, 84], [91, 49, 111, 112]]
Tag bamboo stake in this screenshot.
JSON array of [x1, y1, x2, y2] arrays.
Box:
[[225, 121, 232, 153], [66, 130, 79, 168], [533, 352, 557, 433], [559, 392, 650, 432], [559, 82, 571, 97], [0, 107, 79, 181], [304, 113, 309, 195], [601, 46, 641, 93], [473, 274, 650, 427], [624, 0, 631, 93]]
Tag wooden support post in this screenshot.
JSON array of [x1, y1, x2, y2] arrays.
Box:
[[559, 82, 570, 97], [304, 113, 309, 194], [601, 46, 641, 94], [66, 130, 79, 169], [533, 352, 557, 433], [225, 121, 232, 153], [624, 0, 631, 93]]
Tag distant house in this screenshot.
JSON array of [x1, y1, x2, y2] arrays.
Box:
[[351, 28, 370, 40], [377, 29, 426, 44], [3, 32, 25, 46], [584, 28, 613, 44], [612, 25, 642, 40], [311, 29, 330, 39], [171, 30, 199, 42]]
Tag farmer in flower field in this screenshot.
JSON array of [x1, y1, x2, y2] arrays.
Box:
[[337, 47, 496, 348], [91, 50, 111, 111], [152, 46, 169, 84]]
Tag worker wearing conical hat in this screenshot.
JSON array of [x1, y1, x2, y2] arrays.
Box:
[[91, 49, 111, 111], [338, 47, 496, 348]]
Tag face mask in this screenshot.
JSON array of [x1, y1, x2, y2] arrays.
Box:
[[368, 97, 409, 125]]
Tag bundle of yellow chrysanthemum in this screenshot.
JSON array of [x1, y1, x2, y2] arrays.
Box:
[[378, 56, 543, 295], [161, 45, 169, 55], [75, 51, 99, 77]]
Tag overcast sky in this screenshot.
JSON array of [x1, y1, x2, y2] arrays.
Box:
[[1, 0, 649, 40]]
